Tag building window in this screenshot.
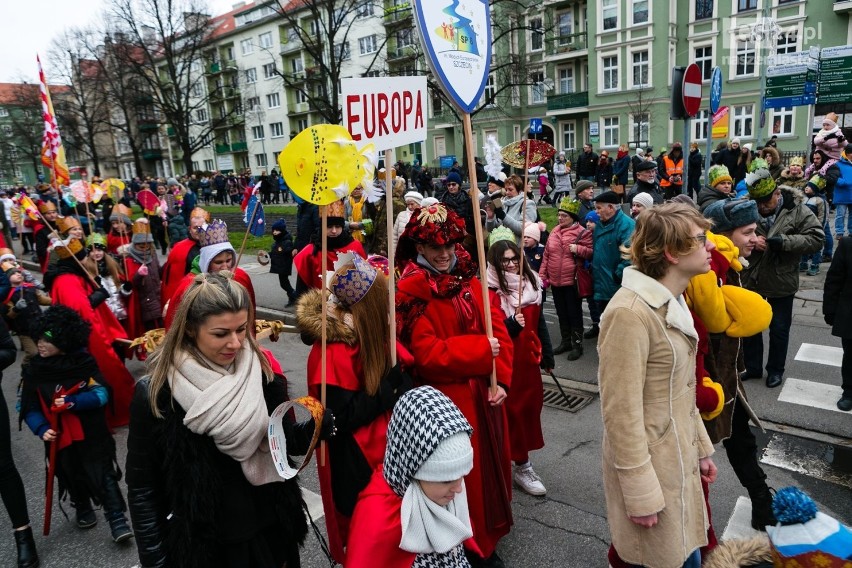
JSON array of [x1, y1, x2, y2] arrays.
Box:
[[602, 55, 618, 91], [266, 93, 281, 108], [557, 12, 573, 43], [602, 116, 619, 147], [269, 122, 284, 138], [695, 0, 713, 19], [632, 51, 649, 87], [695, 46, 713, 81], [259, 32, 273, 49], [693, 109, 710, 140], [225, 46, 234, 60], [355, 1, 374, 16], [735, 40, 755, 76], [733, 104, 753, 138], [255, 153, 268, 167], [776, 29, 798, 56], [0, 108, 8, 117], [309, 20, 319, 36], [291, 58, 304, 74], [558, 67, 574, 94], [602, 0, 618, 30], [195, 109, 208, 124], [529, 17, 544, 51], [1, 125, 11, 136], [252, 125, 265, 139], [295, 89, 310, 104], [738, 0, 757, 12], [482, 74, 496, 106], [334, 42, 351, 60], [240, 38, 254, 55], [396, 28, 415, 47], [297, 118, 309, 131], [772, 106, 794, 136], [246, 96, 260, 110], [204, 159, 215, 171], [629, 113, 649, 146], [432, 91, 443, 116], [190, 83, 203, 97], [245, 68, 257, 83], [359, 35, 377, 55], [561, 121, 576, 151], [263, 63, 277, 79], [530, 71, 546, 104], [632, 0, 648, 24]]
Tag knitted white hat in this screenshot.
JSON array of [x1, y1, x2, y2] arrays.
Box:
[[199, 241, 235, 273], [632, 192, 654, 210], [414, 432, 473, 482]]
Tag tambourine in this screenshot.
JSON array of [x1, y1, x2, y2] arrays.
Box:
[[268, 396, 324, 480], [257, 250, 270, 265]]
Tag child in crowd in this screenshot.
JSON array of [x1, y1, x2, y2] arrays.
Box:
[[19, 305, 133, 543], [802, 175, 829, 276], [83, 233, 128, 329], [122, 219, 163, 338], [1, 264, 51, 363], [346, 386, 476, 567], [106, 205, 133, 255], [269, 219, 296, 307], [522, 223, 545, 274]]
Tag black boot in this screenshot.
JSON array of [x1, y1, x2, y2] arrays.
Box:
[[748, 485, 777, 531], [583, 323, 600, 339], [565, 330, 584, 361], [106, 511, 134, 543], [14, 526, 39, 568], [553, 323, 572, 355]]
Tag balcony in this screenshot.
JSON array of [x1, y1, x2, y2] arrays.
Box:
[[546, 91, 589, 112], [280, 37, 301, 54], [547, 32, 588, 58], [138, 119, 159, 133], [383, 2, 412, 27], [835, 0, 852, 12], [141, 149, 163, 160], [208, 61, 221, 74], [167, 126, 175, 137], [215, 143, 231, 154], [231, 141, 247, 152], [387, 45, 417, 62]]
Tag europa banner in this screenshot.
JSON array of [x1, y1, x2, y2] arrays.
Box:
[[341, 76, 428, 152], [412, 0, 492, 114]]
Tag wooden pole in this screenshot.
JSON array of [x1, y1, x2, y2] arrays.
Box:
[[33, 207, 100, 289], [384, 150, 397, 366], [236, 196, 261, 266], [517, 138, 532, 309], [462, 114, 497, 393], [319, 204, 328, 466]]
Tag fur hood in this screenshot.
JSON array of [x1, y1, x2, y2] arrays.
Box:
[[759, 146, 780, 165], [779, 185, 806, 208], [295, 288, 357, 345], [620, 266, 698, 340], [702, 536, 772, 568]]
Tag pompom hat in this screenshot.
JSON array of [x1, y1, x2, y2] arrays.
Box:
[[745, 158, 777, 201], [707, 165, 733, 188], [396, 203, 467, 264]]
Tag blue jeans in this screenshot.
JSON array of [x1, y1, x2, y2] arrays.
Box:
[[743, 294, 795, 377], [824, 220, 834, 258], [835, 203, 852, 237], [628, 549, 701, 568]]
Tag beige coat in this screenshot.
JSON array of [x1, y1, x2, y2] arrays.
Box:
[[598, 267, 714, 568]]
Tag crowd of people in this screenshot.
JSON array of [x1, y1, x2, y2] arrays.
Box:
[[0, 114, 849, 568]]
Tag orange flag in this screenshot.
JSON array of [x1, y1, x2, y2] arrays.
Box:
[[37, 55, 70, 188]]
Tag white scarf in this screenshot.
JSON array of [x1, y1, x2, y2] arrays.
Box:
[[169, 343, 281, 486], [486, 264, 543, 318], [400, 480, 473, 555]]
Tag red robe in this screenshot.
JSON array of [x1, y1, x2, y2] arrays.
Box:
[[160, 238, 199, 306], [504, 302, 545, 463], [293, 240, 366, 290], [306, 340, 413, 563], [395, 260, 514, 559], [163, 267, 255, 329], [51, 272, 134, 428], [345, 467, 482, 568]]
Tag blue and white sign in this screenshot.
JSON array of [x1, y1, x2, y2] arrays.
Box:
[[529, 118, 542, 134], [412, 0, 492, 114], [709, 67, 723, 114]]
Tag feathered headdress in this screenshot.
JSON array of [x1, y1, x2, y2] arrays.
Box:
[[483, 135, 504, 179]]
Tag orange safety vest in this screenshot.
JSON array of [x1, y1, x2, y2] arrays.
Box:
[[659, 156, 683, 187]]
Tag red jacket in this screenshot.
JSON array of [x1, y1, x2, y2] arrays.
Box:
[[395, 262, 514, 559], [163, 267, 255, 329], [539, 223, 593, 287], [160, 238, 199, 304], [293, 240, 366, 291]]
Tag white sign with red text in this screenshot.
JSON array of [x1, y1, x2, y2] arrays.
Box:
[[341, 76, 427, 152]]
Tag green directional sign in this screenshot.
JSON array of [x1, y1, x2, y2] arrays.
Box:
[[767, 84, 815, 98], [767, 74, 807, 88], [820, 68, 852, 83], [817, 91, 852, 104], [820, 55, 852, 72]]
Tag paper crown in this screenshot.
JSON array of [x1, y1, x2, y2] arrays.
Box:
[[190, 207, 211, 223], [110, 204, 133, 225], [746, 158, 777, 201], [558, 198, 582, 217], [38, 201, 57, 214], [198, 219, 230, 248], [327, 200, 345, 219], [488, 226, 516, 247], [53, 237, 86, 260], [789, 156, 805, 168], [56, 216, 82, 235], [2, 260, 18, 274], [807, 174, 827, 193], [132, 218, 154, 244], [86, 232, 107, 249], [327, 252, 378, 307]]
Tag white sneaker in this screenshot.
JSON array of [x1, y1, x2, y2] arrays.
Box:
[[513, 464, 546, 496]]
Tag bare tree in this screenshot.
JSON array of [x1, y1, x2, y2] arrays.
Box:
[[109, 0, 238, 174], [2, 82, 44, 180]]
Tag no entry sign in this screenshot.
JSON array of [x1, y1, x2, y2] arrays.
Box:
[[341, 76, 427, 151], [682, 63, 703, 117]]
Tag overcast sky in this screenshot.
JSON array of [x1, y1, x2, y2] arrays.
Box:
[[3, 0, 238, 83]]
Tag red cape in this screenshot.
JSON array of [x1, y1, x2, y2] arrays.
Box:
[[293, 240, 366, 290], [160, 238, 198, 305], [504, 302, 545, 463], [163, 267, 256, 329], [51, 273, 134, 428]]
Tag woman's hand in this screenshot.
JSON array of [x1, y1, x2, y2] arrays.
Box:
[[42, 429, 57, 442], [138, 265, 149, 277], [488, 385, 507, 406], [489, 337, 500, 357], [629, 513, 658, 528], [699, 457, 717, 484], [514, 312, 525, 328], [569, 244, 578, 254]]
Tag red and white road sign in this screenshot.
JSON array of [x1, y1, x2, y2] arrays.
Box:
[[682, 63, 703, 117]]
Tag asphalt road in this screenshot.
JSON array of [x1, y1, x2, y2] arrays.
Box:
[[0, 240, 848, 567]]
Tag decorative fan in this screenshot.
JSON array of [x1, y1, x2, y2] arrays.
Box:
[[500, 139, 557, 169], [136, 189, 160, 216], [69, 180, 93, 203], [100, 178, 125, 202]]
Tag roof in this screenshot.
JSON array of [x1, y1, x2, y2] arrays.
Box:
[[0, 82, 69, 105], [208, 2, 256, 41]]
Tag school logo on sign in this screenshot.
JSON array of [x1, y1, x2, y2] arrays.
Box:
[[413, 0, 491, 115]]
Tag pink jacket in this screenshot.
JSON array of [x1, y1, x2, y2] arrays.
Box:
[[539, 222, 593, 287]]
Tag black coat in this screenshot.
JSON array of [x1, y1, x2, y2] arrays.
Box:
[[824, 237, 852, 338], [126, 375, 309, 568], [294, 203, 320, 252], [269, 232, 295, 276], [576, 151, 598, 177]]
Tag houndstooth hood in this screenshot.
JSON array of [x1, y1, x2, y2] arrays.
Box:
[[383, 386, 473, 498]]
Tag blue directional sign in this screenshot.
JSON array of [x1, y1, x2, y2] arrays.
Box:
[[763, 94, 816, 110], [529, 118, 543, 134], [710, 67, 723, 114]]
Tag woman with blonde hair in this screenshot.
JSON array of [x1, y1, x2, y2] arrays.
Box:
[[126, 272, 317, 568], [296, 253, 414, 563]]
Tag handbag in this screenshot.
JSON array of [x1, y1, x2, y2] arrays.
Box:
[[573, 229, 593, 298]]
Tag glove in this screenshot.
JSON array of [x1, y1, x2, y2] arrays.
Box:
[[379, 363, 414, 410], [698, 377, 725, 421], [88, 287, 110, 309], [489, 189, 504, 209], [318, 411, 337, 441], [766, 236, 783, 251], [121, 281, 133, 294], [138, 264, 149, 277], [14, 298, 27, 311]]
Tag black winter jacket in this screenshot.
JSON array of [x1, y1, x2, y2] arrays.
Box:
[[824, 237, 852, 338], [269, 232, 295, 276]]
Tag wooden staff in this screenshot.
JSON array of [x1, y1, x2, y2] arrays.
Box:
[[384, 150, 397, 366], [462, 114, 497, 393], [319, 204, 328, 466], [517, 138, 533, 308], [236, 196, 261, 266], [32, 207, 100, 290]]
